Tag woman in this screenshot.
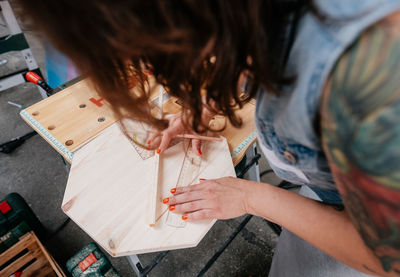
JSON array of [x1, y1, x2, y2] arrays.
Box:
[[18, 1, 400, 275]]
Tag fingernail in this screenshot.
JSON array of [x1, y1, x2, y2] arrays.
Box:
[[197, 148, 202, 155], [169, 205, 175, 211], [157, 148, 161, 154], [199, 178, 206, 181], [182, 215, 188, 220], [170, 188, 176, 193], [147, 139, 151, 144], [162, 197, 169, 204]]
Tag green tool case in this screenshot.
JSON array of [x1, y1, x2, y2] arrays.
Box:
[[66, 243, 120, 277], [0, 221, 31, 253], [0, 193, 44, 239]]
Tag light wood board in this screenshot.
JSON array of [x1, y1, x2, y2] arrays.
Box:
[[62, 123, 236, 256], [22, 79, 116, 153], [20, 78, 256, 165]]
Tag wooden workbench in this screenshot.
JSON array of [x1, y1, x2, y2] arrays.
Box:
[[19, 77, 258, 257], [20, 78, 257, 166]]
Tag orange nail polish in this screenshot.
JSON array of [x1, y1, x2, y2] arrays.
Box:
[[199, 178, 206, 181], [163, 197, 169, 204], [169, 205, 175, 211], [182, 215, 188, 220], [147, 139, 151, 145], [157, 148, 161, 154], [170, 188, 176, 193], [197, 148, 202, 155]]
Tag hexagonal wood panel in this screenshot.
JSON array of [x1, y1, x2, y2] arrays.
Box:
[[62, 123, 235, 256]]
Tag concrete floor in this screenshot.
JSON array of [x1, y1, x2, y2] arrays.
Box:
[[0, 14, 283, 277]]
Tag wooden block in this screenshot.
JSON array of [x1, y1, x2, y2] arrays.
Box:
[[62, 123, 236, 256], [0, 232, 65, 277]]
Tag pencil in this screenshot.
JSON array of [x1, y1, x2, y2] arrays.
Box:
[[176, 134, 222, 142], [147, 130, 223, 142]]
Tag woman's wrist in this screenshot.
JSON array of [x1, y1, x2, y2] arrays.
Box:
[[242, 180, 266, 216], [242, 180, 279, 223]]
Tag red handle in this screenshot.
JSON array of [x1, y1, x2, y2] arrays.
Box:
[[26, 71, 43, 85]]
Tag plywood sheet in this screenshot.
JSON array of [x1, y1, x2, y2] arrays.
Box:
[[62, 123, 236, 256]]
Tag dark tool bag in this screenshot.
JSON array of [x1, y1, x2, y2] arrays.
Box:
[[0, 193, 44, 239]]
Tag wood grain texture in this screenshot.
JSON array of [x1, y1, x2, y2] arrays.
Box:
[[22, 79, 116, 153], [149, 87, 164, 226], [62, 123, 236, 256], [149, 151, 159, 227], [21, 79, 256, 165]]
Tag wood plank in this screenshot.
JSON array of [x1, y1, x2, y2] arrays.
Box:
[[1, 247, 41, 277], [149, 150, 159, 227], [21, 257, 53, 277], [0, 233, 34, 265], [33, 232, 66, 277], [49, 254, 65, 277], [149, 88, 163, 227], [62, 123, 236, 256]]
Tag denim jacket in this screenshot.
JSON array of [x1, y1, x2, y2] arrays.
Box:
[[255, 0, 400, 204]]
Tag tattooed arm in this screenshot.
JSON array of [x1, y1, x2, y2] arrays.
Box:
[[320, 11, 400, 275], [165, 11, 400, 276]]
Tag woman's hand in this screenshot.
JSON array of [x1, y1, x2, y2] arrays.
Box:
[[147, 113, 202, 155], [163, 177, 253, 221]]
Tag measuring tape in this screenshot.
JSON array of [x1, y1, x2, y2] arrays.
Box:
[[20, 109, 74, 162], [166, 140, 204, 228]]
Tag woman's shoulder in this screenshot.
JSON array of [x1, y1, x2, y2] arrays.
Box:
[[319, 8, 400, 189], [320, 9, 400, 128]]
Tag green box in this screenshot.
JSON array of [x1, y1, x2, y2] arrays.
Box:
[[0, 221, 31, 254], [66, 243, 120, 277], [3, 193, 45, 238], [0, 193, 44, 239]]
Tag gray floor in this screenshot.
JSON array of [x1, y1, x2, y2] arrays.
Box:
[[0, 17, 282, 277]]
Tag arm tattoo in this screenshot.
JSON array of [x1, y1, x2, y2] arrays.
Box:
[[321, 17, 400, 273]]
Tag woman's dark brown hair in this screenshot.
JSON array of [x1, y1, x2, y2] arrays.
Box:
[[16, 0, 308, 132]]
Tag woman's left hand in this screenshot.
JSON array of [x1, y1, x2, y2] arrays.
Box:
[[163, 177, 252, 221]]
